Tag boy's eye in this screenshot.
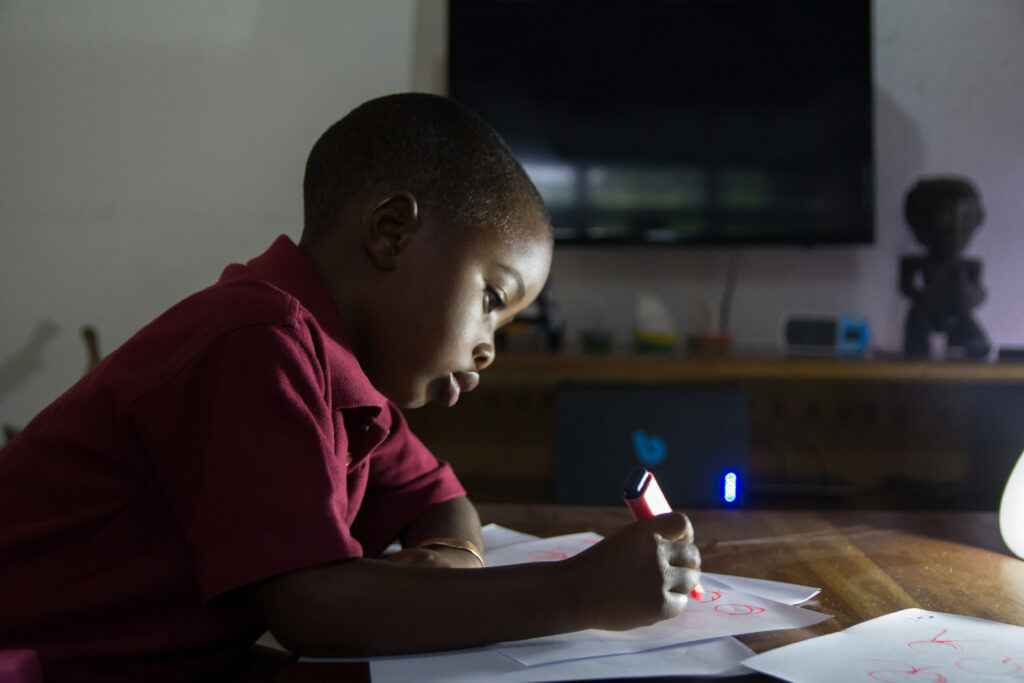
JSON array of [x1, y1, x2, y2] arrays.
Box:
[[484, 286, 506, 314]]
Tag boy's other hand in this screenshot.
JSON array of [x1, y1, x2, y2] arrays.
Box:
[[564, 512, 701, 631], [388, 546, 483, 569]]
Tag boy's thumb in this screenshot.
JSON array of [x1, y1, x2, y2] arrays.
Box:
[[649, 511, 694, 543]]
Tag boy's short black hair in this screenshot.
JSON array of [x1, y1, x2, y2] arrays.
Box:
[[302, 93, 548, 240]]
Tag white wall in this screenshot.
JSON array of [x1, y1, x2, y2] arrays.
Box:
[[0, 0, 423, 426], [2, 0, 1023, 427]]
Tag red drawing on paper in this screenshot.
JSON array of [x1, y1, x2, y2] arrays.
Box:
[[955, 657, 1020, 676], [863, 660, 947, 682], [526, 537, 598, 562], [714, 603, 766, 616], [860, 628, 1019, 682], [691, 588, 764, 615], [908, 629, 987, 654], [694, 590, 723, 603]]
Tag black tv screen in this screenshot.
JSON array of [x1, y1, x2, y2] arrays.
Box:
[[448, 0, 874, 246]]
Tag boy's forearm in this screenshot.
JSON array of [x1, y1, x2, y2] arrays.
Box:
[[398, 495, 483, 552], [253, 555, 583, 656], [255, 496, 586, 655], [253, 513, 701, 657]]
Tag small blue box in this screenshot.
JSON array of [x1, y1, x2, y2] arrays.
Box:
[[837, 315, 871, 356]]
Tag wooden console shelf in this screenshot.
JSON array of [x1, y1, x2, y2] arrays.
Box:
[[483, 352, 1024, 384], [404, 353, 1024, 508]]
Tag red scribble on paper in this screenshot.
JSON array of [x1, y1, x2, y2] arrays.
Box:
[[863, 660, 947, 682], [956, 657, 1020, 676], [526, 538, 598, 562], [694, 590, 723, 603], [527, 550, 569, 561], [908, 628, 987, 654], [713, 603, 766, 616]]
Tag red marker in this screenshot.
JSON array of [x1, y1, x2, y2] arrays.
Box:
[[622, 466, 705, 600]]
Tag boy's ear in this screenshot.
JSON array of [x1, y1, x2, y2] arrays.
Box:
[[362, 191, 420, 270]]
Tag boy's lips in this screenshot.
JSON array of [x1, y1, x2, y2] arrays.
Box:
[[436, 371, 480, 407]]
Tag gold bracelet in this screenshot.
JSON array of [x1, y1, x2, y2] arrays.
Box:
[[416, 537, 485, 567]]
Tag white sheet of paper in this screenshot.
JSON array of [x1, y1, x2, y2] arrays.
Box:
[[743, 608, 1024, 682], [481, 522, 541, 551], [483, 531, 602, 567], [493, 585, 828, 667], [702, 572, 821, 606], [366, 637, 755, 682], [482, 530, 828, 667]]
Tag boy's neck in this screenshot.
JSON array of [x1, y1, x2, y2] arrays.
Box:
[[299, 228, 370, 356]]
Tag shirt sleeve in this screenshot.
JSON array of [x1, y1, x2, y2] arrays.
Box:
[[348, 404, 466, 557], [131, 320, 361, 602]]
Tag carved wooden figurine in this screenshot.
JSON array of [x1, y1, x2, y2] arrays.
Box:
[[900, 177, 990, 359]]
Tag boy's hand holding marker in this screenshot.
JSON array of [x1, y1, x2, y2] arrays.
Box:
[[622, 467, 704, 599], [611, 467, 704, 612], [553, 467, 703, 632], [564, 508, 703, 631]]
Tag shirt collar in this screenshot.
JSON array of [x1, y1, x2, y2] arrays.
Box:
[[233, 234, 388, 414]]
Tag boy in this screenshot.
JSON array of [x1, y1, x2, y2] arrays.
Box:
[[0, 93, 701, 681]]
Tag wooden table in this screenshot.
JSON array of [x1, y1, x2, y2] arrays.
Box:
[[273, 505, 1024, 682]]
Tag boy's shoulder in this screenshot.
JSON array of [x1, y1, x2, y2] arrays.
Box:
[[172, 270, 304, 332], [103, 265, 323, 401], [75, 236, 358, 409]]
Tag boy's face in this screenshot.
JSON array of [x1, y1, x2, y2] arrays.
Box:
[[358, 206, 553, 410]]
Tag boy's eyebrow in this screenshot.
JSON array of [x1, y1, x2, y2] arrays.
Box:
[[496, 263, 525, 302]]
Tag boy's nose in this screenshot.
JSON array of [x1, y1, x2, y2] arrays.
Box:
[[473, 341, 494, 371]]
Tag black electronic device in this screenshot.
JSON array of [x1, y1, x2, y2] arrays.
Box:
[[784, 315, 870, 356], [555, 385, 748, 508], [449, 0, 874, 247]]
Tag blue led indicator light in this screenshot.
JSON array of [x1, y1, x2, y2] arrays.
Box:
[[723, 472, 738, 503]]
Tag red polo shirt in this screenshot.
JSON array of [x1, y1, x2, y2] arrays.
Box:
[[0, 236, 466, 682]]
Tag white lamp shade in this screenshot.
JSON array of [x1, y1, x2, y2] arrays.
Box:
[[999, 449, 1024, 559]]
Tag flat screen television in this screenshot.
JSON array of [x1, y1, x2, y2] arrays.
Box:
[[448, 0, 874, 246]]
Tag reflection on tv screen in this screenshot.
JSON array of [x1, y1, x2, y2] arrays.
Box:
[[449, 0, 874, 246]]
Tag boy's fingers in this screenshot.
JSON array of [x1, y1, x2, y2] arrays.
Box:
[[662, 589, 689, 619], [667, 566, 703, 600], [664, 538, 701, 570], [648, 512, 694, 544]]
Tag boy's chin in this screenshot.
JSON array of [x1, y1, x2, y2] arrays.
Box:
[[398, 394, 430, 410], [371, 379, 423, 410], [380, 376, 466, 410], [385, 388, 426, 410]]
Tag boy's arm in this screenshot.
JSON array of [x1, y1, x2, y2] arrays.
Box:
[[251, 513, 700, 657], [390, 495, 485, 569]]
